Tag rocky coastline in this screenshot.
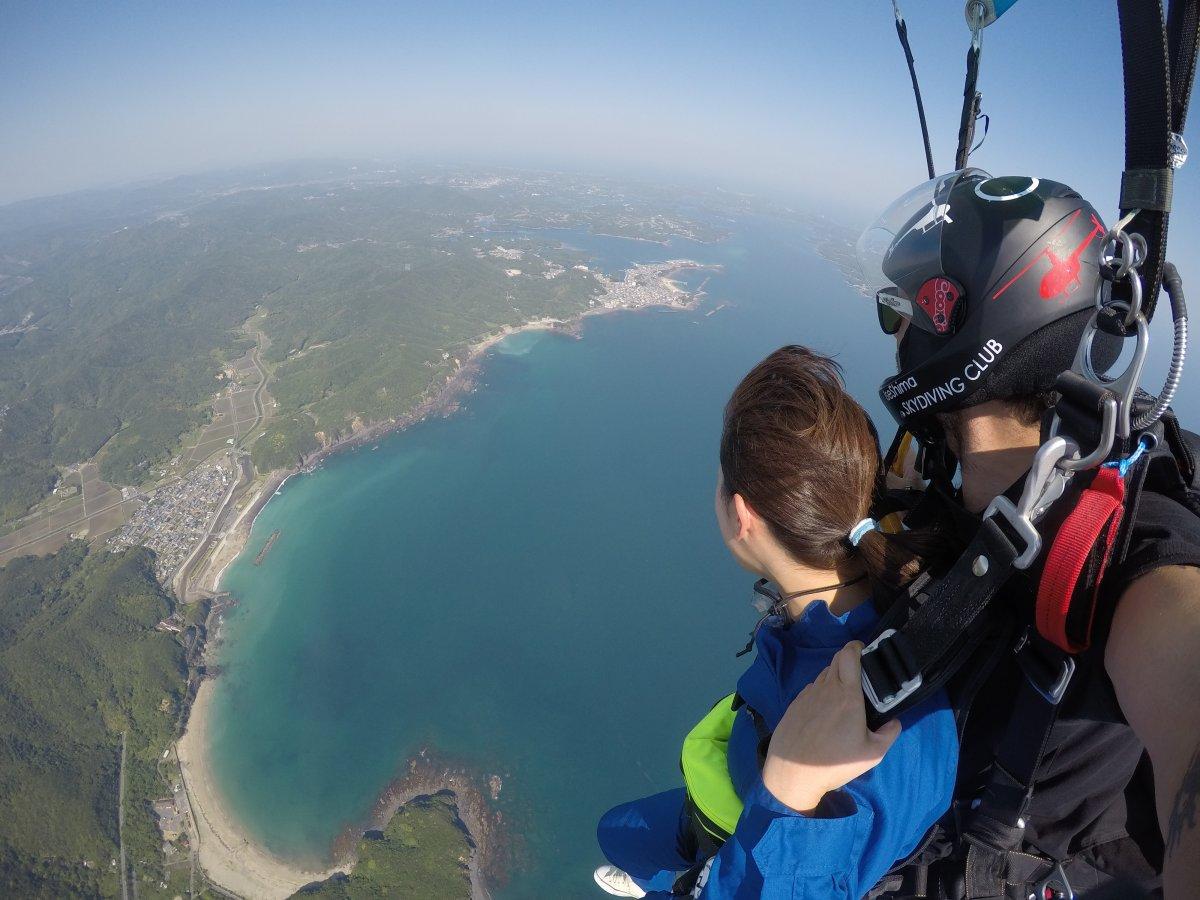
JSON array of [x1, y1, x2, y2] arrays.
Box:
[[325, 747, 510, 900]]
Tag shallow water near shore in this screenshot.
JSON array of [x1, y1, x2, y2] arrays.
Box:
[[208, 219, 907, 897]]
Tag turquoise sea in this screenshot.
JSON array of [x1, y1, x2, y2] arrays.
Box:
[[204, 216, 1023, 898]]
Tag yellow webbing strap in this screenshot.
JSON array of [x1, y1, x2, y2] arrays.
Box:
[[680, 693, 743, 839], [889, 431, 915, 477], [881, 431, 916, 534]]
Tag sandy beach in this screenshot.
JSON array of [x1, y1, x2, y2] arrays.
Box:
[[177, 684, 343, 899]]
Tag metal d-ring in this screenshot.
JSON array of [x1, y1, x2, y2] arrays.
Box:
[[1098, 230, 1147, 283]]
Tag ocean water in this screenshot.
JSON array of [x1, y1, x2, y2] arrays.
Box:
[[206, 218, 917, 898]]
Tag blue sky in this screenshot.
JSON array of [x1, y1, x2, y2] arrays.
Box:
[[2, 1, 1198, 250]]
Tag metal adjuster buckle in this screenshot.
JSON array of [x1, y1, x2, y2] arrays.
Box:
[[1014, 632, 1076, 706], [1026, 655, 1075, 706], [861, 628, 923, 714], [1030, 861, 1074, 900]]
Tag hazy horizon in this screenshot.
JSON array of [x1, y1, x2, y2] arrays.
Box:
[[6, 1, 1200, 253]]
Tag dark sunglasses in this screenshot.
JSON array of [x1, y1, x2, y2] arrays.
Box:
[[876, 289, 912, 336], [877, 303, 904, 335]]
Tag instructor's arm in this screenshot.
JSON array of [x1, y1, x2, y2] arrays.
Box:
[[1107, 565, 1200, 899]]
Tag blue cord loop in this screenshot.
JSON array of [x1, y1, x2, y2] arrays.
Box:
[[1102, 434, 1154, 478], [848, 517, 878, 547]]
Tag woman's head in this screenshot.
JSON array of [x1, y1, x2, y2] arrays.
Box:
[[716, 345, 915, 587]]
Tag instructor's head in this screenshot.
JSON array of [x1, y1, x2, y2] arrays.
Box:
[[859, 169, 1117, 447]]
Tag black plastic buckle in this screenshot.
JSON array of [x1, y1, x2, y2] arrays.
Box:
[[861, 628, 923, 714], [1014, 632, 1076, 706]]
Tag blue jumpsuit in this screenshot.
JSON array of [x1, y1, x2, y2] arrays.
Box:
[[597, 600, 958, 898]]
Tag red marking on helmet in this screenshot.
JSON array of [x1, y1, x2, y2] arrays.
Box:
[[1040, 215, 1105, 300], [916, 277, 960, 334], [991, 209, 1103, 301]]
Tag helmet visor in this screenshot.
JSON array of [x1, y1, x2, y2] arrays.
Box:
[[856, 168, 990, 333]]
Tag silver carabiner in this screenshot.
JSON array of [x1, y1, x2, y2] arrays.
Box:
[[1052, 397, 1117, 472], [1032, 861, 1075, 900], [982, 436, 1077, 569], [1017, 436, 1077, 519]]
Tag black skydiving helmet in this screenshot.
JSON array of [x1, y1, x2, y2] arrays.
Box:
[[856, 170, 1108, 437]]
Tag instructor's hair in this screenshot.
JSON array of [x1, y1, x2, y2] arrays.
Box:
[[719, 345, 927, 588]]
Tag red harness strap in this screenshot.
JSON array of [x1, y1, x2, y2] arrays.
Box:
[[1036, 466, 1127, 653]]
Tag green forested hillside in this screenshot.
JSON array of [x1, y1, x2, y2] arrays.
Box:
[[292, 794, 471, 900], [0, 542, 187, 897], [0, 165, 730, 521]]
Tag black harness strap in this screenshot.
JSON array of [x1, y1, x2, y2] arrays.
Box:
[[974, 635, 1072, 832], [1169, 0, 1200, 130], [1116, 0, 1200, 322], [862, 516, 1022, 730]]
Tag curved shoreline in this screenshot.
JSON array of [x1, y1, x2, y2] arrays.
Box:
[[177, 683, 342, 899], [175, 261, 717, 898]]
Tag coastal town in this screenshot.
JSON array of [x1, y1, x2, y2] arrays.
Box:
[[592, 259, 709, 311], [107, 459, 237, 582], [85, 255, 717, 604]]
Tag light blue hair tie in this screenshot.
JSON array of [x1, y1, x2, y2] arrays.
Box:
[[848, 517, 878, 547]]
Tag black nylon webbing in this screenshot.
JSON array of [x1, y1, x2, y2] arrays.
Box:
[[862, 516, 1020, 727], [1117, 0, 1172, 321], [1116, 0, 1200, 323], [895, 14, 936, 180], [898, 517, 1017, 666], [1168, 0, 1200, 131], [977, 645, 1065, 827], [954, 45, 981, 171]]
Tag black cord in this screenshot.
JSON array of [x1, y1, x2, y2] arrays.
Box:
[[893, 4, 936, 180]]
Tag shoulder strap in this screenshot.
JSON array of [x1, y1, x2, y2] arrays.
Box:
[[1116, 0, 1200, 322]]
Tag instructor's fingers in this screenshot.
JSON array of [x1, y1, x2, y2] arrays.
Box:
[[835, 641, 863, 685], [870, 718, 903, 752]]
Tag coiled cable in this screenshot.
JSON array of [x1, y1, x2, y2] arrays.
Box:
[[1133, 262, 1188, 430]]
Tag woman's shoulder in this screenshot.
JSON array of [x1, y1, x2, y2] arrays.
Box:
[[862, 692, 958, 800]]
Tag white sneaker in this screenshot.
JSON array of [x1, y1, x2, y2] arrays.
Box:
[[593, 864, 648, 898]]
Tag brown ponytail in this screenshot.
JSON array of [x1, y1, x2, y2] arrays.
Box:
[[719, 346, 929, 588]]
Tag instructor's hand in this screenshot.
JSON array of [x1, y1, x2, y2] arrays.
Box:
[[761, 641, 902, 814]]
